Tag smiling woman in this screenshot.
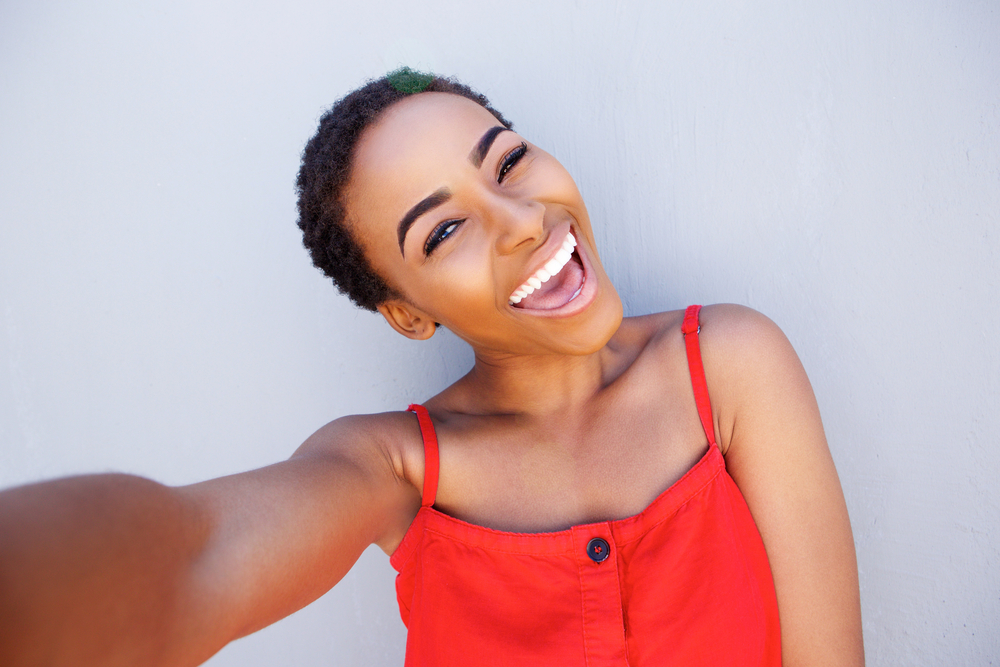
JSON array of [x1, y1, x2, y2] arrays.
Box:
[[342, 89, 624, 355], [0, 69, 864, 667]]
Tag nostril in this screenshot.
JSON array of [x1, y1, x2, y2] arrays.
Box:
[[493, 200, 546, 255]]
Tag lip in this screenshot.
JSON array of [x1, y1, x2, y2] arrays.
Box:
[[506, 225, 597, 318], [511, 223, 574, 292]]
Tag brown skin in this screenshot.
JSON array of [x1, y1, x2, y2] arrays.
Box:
[[0, 92, 863, 666]]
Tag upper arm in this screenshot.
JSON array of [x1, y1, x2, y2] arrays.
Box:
[[699, 304, 864, 666], [178, 413, 420, 652]]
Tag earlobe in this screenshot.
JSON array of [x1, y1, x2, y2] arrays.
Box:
[[378, 301, 436, 340]]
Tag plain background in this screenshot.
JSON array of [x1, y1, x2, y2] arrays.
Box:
[[1, 1, 997, 664]]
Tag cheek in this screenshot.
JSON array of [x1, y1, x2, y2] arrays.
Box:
[[530, 152, 582, 195], [434, 247, 499, 311]]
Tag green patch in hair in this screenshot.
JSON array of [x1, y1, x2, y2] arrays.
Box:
[[387, 67, 434, 94]]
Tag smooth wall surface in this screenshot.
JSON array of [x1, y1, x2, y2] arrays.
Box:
[[1, 1, 997, 664]]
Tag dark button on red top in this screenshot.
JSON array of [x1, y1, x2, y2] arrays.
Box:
[[586, 537, 610, 563]]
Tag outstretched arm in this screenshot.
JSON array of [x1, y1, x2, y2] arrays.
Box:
[[700, 304, 864, 666], [0, 413, 420, 667]]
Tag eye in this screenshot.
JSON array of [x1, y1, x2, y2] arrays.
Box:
[[497, 142, 528, 183], [424, 219, 464, 256]]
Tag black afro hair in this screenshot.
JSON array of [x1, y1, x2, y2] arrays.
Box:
[[295, 68, 512, 311]]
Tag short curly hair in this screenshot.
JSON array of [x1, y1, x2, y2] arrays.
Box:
[[296, 69, 513, 311]]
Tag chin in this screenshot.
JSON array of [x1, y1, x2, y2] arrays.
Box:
[[554, 281, 625, 356]]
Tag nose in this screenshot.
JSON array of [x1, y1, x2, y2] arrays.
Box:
[[491, 196, 546, 256]]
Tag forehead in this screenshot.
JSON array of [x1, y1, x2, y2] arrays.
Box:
[[345, 93, 505, 239], [355, 92, 503, 179]]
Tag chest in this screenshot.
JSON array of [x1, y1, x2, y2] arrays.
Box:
[[431, 362, 710, 533]]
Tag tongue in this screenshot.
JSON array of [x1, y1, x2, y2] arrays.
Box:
[[517, 257, 585, 310]]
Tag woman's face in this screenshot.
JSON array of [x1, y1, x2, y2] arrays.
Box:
[[344, 92, 622, 357]]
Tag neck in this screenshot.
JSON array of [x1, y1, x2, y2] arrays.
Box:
[[449, 342, 622, 421]]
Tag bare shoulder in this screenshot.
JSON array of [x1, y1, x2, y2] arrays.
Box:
[[697, 302, 792, 366], [293, 410, 426, 494], [614, 304, 776, 363], [618, 303, 791, 381], [688, 304, 805, 453], [617, 304, 768, 348]]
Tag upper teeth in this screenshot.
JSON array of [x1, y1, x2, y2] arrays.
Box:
[[509, 232, 578, 305]]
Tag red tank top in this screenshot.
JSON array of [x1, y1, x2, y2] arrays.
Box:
[[390, 306, 781, 666]]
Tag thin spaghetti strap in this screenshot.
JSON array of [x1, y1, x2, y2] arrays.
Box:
[[681, 305, 718, 449], [407, 404, 439, 507]]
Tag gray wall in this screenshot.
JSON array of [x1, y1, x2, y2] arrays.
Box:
[[1, 1, 997, 664]]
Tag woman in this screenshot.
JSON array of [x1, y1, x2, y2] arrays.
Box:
[[0, 70, 863, 666]]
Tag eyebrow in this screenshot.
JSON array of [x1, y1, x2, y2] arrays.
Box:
[[469, 126, 510, 168], [398, 188, 452, 256], [397, 126, 510, 257]]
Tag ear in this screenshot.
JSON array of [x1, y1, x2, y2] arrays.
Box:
[[378, 300, 437, 340]]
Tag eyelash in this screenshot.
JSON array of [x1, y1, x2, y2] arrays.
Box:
[[423, 142, 530, 256], [424, 219, 462, 256], [498, 142, 528, 183]]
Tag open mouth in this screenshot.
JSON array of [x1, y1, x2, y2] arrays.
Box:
[[508, 231, 586, 310]]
